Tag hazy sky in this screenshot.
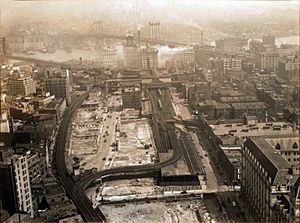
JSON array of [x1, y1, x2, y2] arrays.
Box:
[[0, 0, 299, 25]]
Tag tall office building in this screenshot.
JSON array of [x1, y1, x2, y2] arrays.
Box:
[[44, 69, 71, 105], [101, 47, 118, 68], [13, 154, 34, 217], [123, 33, 141, 69], [141, 46, 158, 69], [241, 137, 298, 222], [0, 164, 18, 216], [7, 74, 36, 96], [165, 50, 195, 70], [261, 52, 278, 71], [0, 152, 34, 218]]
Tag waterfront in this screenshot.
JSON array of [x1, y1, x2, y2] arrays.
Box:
[[12, 35, 299, 65]]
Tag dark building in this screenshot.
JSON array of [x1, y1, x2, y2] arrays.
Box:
[[241, 137, 294, 222], [122, 88, 141, 110], [186, 82, 212, 109], [256, 89, 288, 114], [0, 164, 18, 215], [44, 69, 71, 105], [283, 106, 300, 125], [218, 146, 241, 184], [231, 102, 267, 121], [198, 100, 232, 120]]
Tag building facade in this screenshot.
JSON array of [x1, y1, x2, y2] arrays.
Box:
[[141, 46, 158, 69], [215, 37, 248, 52], [44, 69, 71, 105], [12, 154, 34, 217], [241, 138, 294, 222], [123, 34, 141, 69], [7, 75, 36, 96], [0, 163, 18, 216], [223, 57, 242, 73], [101, 47, 118, 68], [261, 52, 278, 71], [122, 88, 141, 110]]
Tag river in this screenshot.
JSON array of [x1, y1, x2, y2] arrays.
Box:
[[275, 35, 299, 46], [14, 35, 298, 64]]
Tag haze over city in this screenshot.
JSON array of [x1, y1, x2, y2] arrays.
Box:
[[0, 1, 299, 223]]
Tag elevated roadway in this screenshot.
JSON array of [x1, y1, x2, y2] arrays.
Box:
[[53, 88, 184, 222], [0, 54, 92, 70]]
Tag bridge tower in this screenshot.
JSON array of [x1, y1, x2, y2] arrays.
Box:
[[93, 20, 104, 50], [0, 37, 7, 55], [0, 9, 7, 56], [200, 30, 204, 45], [149, 21, 161, 41]]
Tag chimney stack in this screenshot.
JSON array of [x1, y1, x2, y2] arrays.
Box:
[[138, 26, 141, 48]]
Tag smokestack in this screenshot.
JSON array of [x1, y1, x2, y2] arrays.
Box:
[[138, 26, 141, 48], [200, 30, 204, 45], [0, 10, 1, 38]]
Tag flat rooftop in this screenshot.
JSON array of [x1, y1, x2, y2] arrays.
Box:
[[231, 102, 266, 110], [210, 122, 298, 138]]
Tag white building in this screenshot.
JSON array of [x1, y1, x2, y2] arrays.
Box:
[[13, 154, 34, 218], [7, 74, 36, 96], [223, 58, 242, 73], [101, 47, 118, 68], [165, 50, 195, 70]]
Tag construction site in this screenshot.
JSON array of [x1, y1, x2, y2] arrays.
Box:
[[99, 198, 225, 223], [67, 90, 158, 174], [64, 86, 223, 223]]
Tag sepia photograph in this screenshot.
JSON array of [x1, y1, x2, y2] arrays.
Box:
[[0, 0, 299, 222]]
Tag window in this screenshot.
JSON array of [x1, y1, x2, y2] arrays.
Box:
[[275, 143, 281, 150], [293, 142, 298, 149]]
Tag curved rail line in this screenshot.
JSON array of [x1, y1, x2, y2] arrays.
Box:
[[54, 89, 183, 222]]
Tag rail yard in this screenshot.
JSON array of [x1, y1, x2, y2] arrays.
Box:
[[52, 85, 229, 222]]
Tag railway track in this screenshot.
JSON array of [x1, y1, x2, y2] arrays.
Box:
[[54, 88, 184, 222]]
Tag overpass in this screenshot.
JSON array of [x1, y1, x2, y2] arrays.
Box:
[[53, 88, 186, 222]]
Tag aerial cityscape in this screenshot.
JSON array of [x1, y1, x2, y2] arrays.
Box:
[[0, 0, 299, 222]]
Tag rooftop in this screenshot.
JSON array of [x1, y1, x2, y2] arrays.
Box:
[[265, 136, 299, 151], [210, 121, 297, 138], [222, 148, 241, 166], [231, 102, 266, 110], [44, 98, 63, 110], [244, 137, 292, 184]]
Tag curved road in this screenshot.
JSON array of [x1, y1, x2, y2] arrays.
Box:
[[54, 90, 183, 222]]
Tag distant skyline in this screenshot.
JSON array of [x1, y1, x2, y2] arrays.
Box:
[[1, 0, 299, 26]]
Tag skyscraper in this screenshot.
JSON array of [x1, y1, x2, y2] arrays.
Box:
[[44, 69, 71, 105], [7, 74, 36, 96], [261, 52, 278, 71]]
